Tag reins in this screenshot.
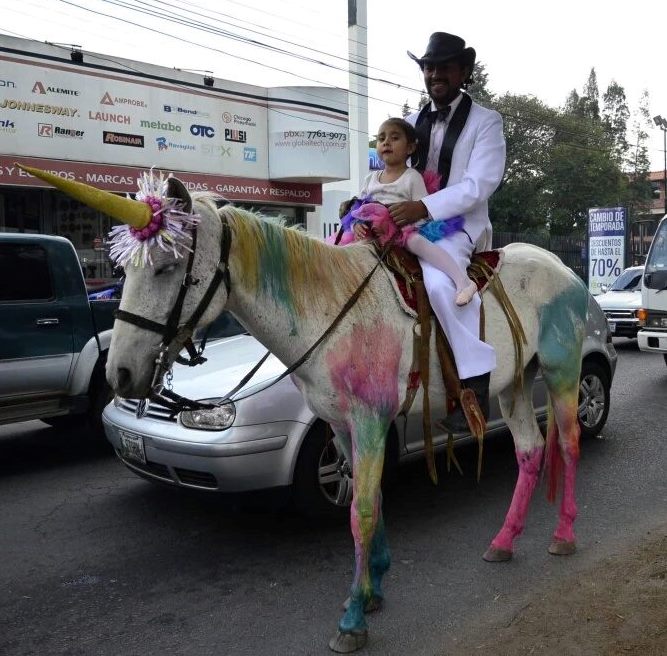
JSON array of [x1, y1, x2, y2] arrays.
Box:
[[116, 210, 387, 417]]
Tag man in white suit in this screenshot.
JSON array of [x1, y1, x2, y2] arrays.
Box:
[[390, 32, 506, 432]]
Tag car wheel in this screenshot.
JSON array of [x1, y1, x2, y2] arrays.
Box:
[[292, 421, 352, 520], [664, 354, 667, 367], [578, 360, 610, 439]]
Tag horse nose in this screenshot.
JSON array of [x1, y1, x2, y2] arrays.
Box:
[[116, 367, 132, 395]]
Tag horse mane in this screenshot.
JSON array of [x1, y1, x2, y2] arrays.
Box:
[[194, 196, 370, 317]]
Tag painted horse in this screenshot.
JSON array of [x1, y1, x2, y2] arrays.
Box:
[[19, 166, 590, 653]]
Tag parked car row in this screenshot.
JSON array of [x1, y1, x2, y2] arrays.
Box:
[[103, 298, 617, 517]]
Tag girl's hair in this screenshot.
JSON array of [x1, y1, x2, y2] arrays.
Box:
[[377, 117, 418, 145]]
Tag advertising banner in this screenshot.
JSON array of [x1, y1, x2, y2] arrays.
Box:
[[0, 45, 347, 190], [588, 206, 626, 295], [0, 54, 269, 179], [0, 155, 321, 205], [267, 87, 349, 182]]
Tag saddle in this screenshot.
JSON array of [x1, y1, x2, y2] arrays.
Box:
[[380, 245, 508, 483]]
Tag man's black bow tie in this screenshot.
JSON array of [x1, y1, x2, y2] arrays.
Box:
[[427, 106, 451, 124]]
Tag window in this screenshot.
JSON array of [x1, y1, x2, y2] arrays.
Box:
[[645, 221, 667, 274], [0, 244, 54, 301], [0, 189, 42, 233], [610, 269, 643, 291]]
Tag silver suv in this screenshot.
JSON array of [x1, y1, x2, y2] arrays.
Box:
[[103, 298, 617, 517], [594, 266, 645, 338]]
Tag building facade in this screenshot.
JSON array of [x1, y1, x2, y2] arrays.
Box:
[[0, 36, 350, 284]]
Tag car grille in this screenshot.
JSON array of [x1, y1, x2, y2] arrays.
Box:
[[116, 398, 177, 422], [116, 450, 219, 490], [604, 310, 636, 320]]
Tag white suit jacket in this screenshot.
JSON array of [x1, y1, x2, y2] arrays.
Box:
[[406, 100, 506, 251]]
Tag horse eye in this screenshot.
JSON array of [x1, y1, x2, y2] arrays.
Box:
[[155, 263, 178, 276]]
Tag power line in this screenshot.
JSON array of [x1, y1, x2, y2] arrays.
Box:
[[54, 0, 417, 121], [1, 2, 661, 161]]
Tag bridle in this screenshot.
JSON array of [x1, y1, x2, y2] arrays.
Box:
[[113, 207, 388, 418], [113, 211, 233, 413]]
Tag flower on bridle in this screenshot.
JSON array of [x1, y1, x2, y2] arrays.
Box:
[[108, 169, 200, 269]]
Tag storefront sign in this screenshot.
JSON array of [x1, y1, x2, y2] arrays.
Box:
[[0, 156, 321, 205], [267, 87, 349, 181], [588, 206, 626, 295]]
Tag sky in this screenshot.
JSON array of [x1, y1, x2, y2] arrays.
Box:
[[2, 0, 667, 171]]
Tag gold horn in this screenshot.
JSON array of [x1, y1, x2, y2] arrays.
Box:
[[16, 163, 152, 229]]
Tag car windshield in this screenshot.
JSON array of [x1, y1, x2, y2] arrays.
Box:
[[645, 220, 667, 274], [610, 269, 643, 291]]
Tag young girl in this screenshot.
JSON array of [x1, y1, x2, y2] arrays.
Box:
[[348, 117, 477, 306]]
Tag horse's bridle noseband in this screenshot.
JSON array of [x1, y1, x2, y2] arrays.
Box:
[[113, 214, 232, 413]]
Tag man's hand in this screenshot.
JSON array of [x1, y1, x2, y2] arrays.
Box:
[[389, 200, 428, 227]]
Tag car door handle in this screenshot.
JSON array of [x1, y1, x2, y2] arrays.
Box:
[[36, 318, 60, 326]]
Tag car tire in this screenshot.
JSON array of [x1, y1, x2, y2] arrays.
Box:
[[664, 354, 667, 367], [578, 360, 611, 439], [88, 364, 113, 440], [292, 421, 351, 520]]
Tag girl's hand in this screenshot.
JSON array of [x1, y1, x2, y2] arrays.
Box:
[[353, 223, 370, 240]]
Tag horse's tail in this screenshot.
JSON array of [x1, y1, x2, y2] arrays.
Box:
[[537, 277, 589, 503], [543, 399, 563, 503]]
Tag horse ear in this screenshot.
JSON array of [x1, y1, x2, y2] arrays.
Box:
[[166, 177, 192, 213]]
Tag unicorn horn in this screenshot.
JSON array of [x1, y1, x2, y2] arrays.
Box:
[[16, 163, 152, 229]]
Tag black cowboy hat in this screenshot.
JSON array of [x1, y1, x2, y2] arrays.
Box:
[[407, 32, 476, 69]]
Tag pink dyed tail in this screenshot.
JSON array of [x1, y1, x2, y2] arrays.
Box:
[[543, 403, 563, 503]]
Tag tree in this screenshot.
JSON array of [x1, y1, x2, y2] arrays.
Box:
[[400, 99, 411, 118], [488, 93, 556, 232], [625, 89, 654, 217], [601, 80, 629, 166], [467, 61, 493, 105], [581, 68, 600, 120], [545, 110, 622, 235]]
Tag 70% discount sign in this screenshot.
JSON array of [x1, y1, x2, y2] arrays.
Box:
[[588, 207, 626, 295]]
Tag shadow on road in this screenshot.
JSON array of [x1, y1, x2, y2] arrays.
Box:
[[0, 420, 113, 477]]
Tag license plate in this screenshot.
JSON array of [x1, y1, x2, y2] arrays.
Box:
[[119, 431, 146, 464]]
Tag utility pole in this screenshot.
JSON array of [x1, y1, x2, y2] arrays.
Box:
[[653, 115, 667, 217], [347, 0, 369, 197]]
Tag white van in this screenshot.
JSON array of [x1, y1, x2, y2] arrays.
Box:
[[638, 215, 667, 364]]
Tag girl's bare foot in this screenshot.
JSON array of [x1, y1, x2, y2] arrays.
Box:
[[455, 280, 477, 306]]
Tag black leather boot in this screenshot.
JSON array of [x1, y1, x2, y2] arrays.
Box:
[[439, 372, 491, 433]]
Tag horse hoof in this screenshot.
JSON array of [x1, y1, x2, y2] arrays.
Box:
[[329, 630, 368, 653], [342, 595, 384, 613], [548, 540, 576, 556], [482, 546, 513, 562]]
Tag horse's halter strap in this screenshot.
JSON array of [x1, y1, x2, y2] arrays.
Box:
[[113, 215, 232, 401]]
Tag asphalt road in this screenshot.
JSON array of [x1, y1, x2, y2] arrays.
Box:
[[1, 338, 666, 656]]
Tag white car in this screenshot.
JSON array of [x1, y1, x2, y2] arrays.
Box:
[[103, 303, 617, 517], [594, 266, 645, 338]]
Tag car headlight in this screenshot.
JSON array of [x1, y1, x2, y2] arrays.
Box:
[[179, 399, 236, 431]]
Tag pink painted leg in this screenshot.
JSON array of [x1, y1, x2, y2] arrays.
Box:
[[484, 446, 544, 562], [549, 444, 579, 555]]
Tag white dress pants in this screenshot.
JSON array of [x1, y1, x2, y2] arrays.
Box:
[[419, 231, 497, 379]]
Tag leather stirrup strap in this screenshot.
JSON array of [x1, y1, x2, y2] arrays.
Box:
[[414, 279, 437, 485]]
